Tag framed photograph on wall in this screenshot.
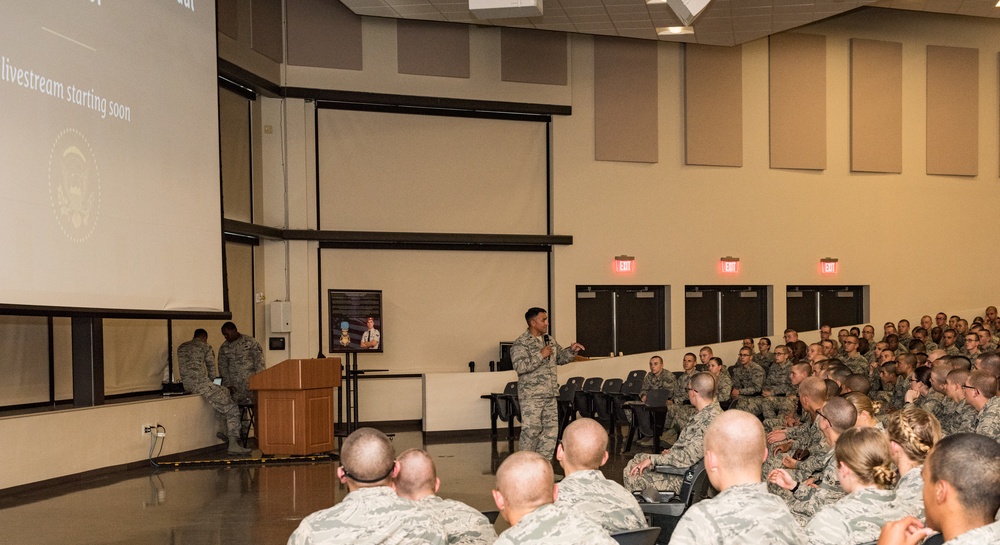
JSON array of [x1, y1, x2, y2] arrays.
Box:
[[328, 289, 383, 353]]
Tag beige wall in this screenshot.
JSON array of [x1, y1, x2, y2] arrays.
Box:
[[0, 397, 218, 490], [7, 7, 1000, 488]]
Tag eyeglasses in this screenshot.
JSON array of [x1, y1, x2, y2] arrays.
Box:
[[962, 385, 978, 392], [815, 409, 827, 421]]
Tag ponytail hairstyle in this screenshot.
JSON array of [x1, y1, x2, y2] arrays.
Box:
[[885, 406, 942, 464], [844, 391, 876, 423], [835, 427, 898, 489]]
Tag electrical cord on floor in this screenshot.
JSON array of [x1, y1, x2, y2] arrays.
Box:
[[147, 424, 166, 468]]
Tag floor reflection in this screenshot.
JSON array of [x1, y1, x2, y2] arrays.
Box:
[[0, 426, 639, 545]]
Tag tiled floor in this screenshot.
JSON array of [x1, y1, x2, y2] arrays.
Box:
[[0, 425, 640, 545]]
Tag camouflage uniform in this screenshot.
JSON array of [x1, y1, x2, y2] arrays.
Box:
[[888, 374, 910, 412], [787, 415, 822, 452], [493, 503, 616, 545], [287, 486, 447, 545], [867, 363, 883, 399], [787, 449, 845, 525], [669, 482, 807, 545], [806, 488, 906, 545], [510, 329, 576, 458], [761, 394, 797, 422], [940, 398, 977, 436], [753, 351, 776, 369], [713, 370, 732, 405], [893, 465, 925, 520], [667, 370, 698, 430], [841, 354, 868, 375], [757, 360, 794, 419], [218, 333, 265, 405], [555, 469, 646, 533], [974, 396, 1000, 442], [730, 362, 766, 415], [913, 390, 948, 425], [943, 521, 1000, 544], [791, 444, 831, 483], [622, 401, 722, 492], [417, 495, 497, 545], [943, 345, 961, 356], [178, 338, 242, 440], [924, 340, 939, 352], [640, 370, 676, 399]]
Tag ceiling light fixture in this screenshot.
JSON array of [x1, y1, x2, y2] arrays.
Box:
[[666, 0, 711, 26], [657, 26, 694, 35]]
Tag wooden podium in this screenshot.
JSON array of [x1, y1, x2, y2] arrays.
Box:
[[249, 358, 341, 456]]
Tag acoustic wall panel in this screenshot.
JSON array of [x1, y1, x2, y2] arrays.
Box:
[[769, 33, 827, 170], [397, 20, 470, 78], [217, 0, 238, 39], [287, 0, 363, 70], [594, 36, 658, 163], [850, 39, 902, 173], [685, 44, 743, 167], [926, 45, 978, 176], [251, 0, 284, 63], [501, 28, 568, 86]]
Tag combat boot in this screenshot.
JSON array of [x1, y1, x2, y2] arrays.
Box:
[[228, 437, 251, 455]]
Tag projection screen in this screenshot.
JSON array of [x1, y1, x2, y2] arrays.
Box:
[[0, 0, 223, 313]]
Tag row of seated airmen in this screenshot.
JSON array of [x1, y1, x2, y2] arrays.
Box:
[[287, 314, 1000, 545]]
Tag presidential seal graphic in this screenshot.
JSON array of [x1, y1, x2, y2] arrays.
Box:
[[49, 129, 101, 242]]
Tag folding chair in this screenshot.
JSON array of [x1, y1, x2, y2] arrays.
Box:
[[635, 460, 716, 544]]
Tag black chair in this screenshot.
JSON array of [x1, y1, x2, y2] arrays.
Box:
[[922, 535, 944, 545], [557, 381, 582, 439], [575, 377, 604, 419], [238, 402, 256, 447], [625, 369, 647, 384], [565, 376, 585, 392], [481, 510, 500, 524], [609, 527, 661, 545], [593, 378, 623, 427], [624, 388, 670, 452], [481, 381, 520, 438], [635, 460, 716, 544]]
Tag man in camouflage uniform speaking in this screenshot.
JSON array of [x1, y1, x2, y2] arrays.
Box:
[[510, 308, 584, 458], [177, 329, 251, 455], [218, 321, 265, 405]]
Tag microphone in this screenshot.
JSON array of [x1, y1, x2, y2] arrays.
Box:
[[544, 334, 551, 346]]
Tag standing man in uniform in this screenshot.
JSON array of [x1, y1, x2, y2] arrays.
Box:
[[218, 321, 265, 405], [510, 307, 584, 458], [177, 329, 251, 455]]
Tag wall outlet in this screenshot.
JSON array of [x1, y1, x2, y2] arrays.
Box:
[[143, 425, 155, 434]]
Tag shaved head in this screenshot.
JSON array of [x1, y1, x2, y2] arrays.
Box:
[[705, 410, 765, 474], [799, 376, 829, 404], [822, 396, 858, 434], [340, 428, 396, 486], [394, 448, 437, 499], [560, 418, 608, 470], [691, 372, 716, 400], [495, 451, 555, 512]]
